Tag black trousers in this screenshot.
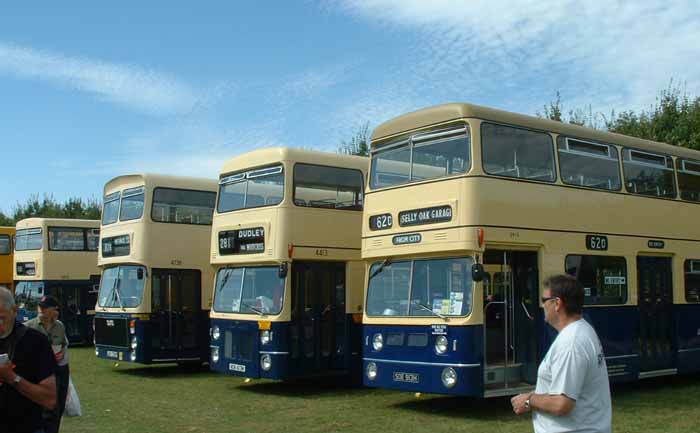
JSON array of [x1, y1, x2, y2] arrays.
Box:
[[44, 364, 69, 433]]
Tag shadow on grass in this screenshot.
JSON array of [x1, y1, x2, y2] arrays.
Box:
[[111, 363, 215, 379], [237, 376, 368, 398], [391, 395, 516, 420], [391, 373, 700, 420], [611, 373, 700, 405]]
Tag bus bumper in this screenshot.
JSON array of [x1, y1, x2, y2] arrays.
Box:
[[362, 324, 484, 396], [209, 318, 290, 379]]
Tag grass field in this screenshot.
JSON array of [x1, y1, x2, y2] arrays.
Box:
[[63, 347, 700, 433]]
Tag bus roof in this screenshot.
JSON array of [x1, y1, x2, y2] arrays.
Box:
[[219, 147, 368, 176], [16, 218, 100, 229], [371, 102, 700, 161], [104, 173, 217, 196]]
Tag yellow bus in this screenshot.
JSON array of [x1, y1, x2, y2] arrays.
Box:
[[0, 226, 14, 292], [361, 102, 700, 397], [13, 218, 100, 344], [93, 174, 217, 364], [209, 148, 367, 379]]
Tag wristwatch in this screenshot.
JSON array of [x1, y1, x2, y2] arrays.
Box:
[[12, 374, 22, 386], [525, 395, 532, 411]]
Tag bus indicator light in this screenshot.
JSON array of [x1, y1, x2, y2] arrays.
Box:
[[477, 228, 484, 248], [258, 320, 271, 330]]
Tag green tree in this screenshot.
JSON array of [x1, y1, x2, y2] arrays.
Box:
[[538, 91, 606, 129], [539, 91, 563, 122], [607, 82, 700, 150], [339, 122, 370, 157], [0, 212, 12, 227], [5, 194, 102, 225]]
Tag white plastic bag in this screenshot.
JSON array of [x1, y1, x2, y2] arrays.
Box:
[[65, 377, 82, 417]]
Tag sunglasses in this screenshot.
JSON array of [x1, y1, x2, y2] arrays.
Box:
[[540, 296, 559, 304]]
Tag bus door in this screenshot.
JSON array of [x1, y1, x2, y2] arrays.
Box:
[[60, 284, 83, 343], [637, 257, 674, 372], [153, 269, 202, 357], [291, 261, 345, 375], [483, 250, 539, 391]]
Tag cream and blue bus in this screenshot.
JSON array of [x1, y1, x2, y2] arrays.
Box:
[[208, 148, 367, 380], [362, 103, 700, 397], [94, 174, 217, 364], [13, 218, 100, 345]]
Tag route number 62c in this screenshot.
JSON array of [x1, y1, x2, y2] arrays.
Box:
[[586, 235, 608, 251]]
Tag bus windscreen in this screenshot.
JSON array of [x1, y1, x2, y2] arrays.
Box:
[[366, 257, 474, 317], [213, 266, 284, 315], [98, 265, 146, 308]]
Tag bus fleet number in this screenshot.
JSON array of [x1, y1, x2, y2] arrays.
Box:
[[586, 235, 608, 251]]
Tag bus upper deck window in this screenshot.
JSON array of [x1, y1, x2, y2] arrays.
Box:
[[622, 149, 676, 198], [482, 123, 556, 183], [120, 186, 145, 221], [370, 125, 470, 189], [677, 159, 700, 202], [102, 191, 120, 225], [558, 137, 621, 191]]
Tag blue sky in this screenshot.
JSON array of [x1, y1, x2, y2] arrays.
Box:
[[2, 1, 700, 214]]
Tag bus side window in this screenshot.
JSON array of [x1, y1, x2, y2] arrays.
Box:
[[685, 260, 700, 302]]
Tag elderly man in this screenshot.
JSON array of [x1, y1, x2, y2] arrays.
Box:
[[0, 287, 57, 433], [511, 275, 612, 433], [26, 295, 70, 433]]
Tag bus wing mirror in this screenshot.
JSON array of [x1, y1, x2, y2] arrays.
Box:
[[137, 268, 144, 280], [278, 262, 288, 279], [471, 263, 485, 282]]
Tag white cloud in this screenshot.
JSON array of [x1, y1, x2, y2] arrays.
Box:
[[329, 0, 700, 116], [0, 42, 203, 116]]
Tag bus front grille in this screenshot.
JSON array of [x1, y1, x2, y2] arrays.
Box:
[[94, 317, 129, 347], [225, 331, 254, 362]]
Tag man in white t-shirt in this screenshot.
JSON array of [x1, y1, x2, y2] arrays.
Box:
[[511, 274, 612, 433]]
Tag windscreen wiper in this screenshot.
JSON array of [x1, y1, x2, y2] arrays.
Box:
[[240, 302, 265, 316], [413, 301, 449, 322], [368, 258, 392, 281], [218, 268, 233, 291], [112, 277, 126, 311]]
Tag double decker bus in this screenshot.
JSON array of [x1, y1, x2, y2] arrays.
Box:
[[94, 174, 217, 365], [208, 148, 367, 380], [13, 218, 100, 345], [362, 103, 700, 397], [0, 226, 14, 291]]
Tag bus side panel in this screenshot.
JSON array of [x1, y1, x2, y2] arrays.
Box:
[[582, 307, 639, 382], [363, 324, 483, 396], [675, 304, 700, 374]]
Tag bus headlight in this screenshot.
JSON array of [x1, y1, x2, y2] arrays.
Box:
[[212, 325, 221, 341], [131, 336, 138, 350], [435, 335, 448, 354], [372, 333, 384, 351], [441, 367, 457, 388], [260, 330, 271, 345], [95, 348, 99, 357], [366, 362, 378, 380], [130, 351, 137, 362], [211, 347, 220, 363], [260, 354, 272, 371]]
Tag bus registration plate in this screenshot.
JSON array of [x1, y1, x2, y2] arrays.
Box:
[[393, 372, 420, 383], [229, 363, 246, 373], [106, 351, 119, 359]]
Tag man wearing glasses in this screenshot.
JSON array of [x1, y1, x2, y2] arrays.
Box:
[[511, 275, 612, 433]]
